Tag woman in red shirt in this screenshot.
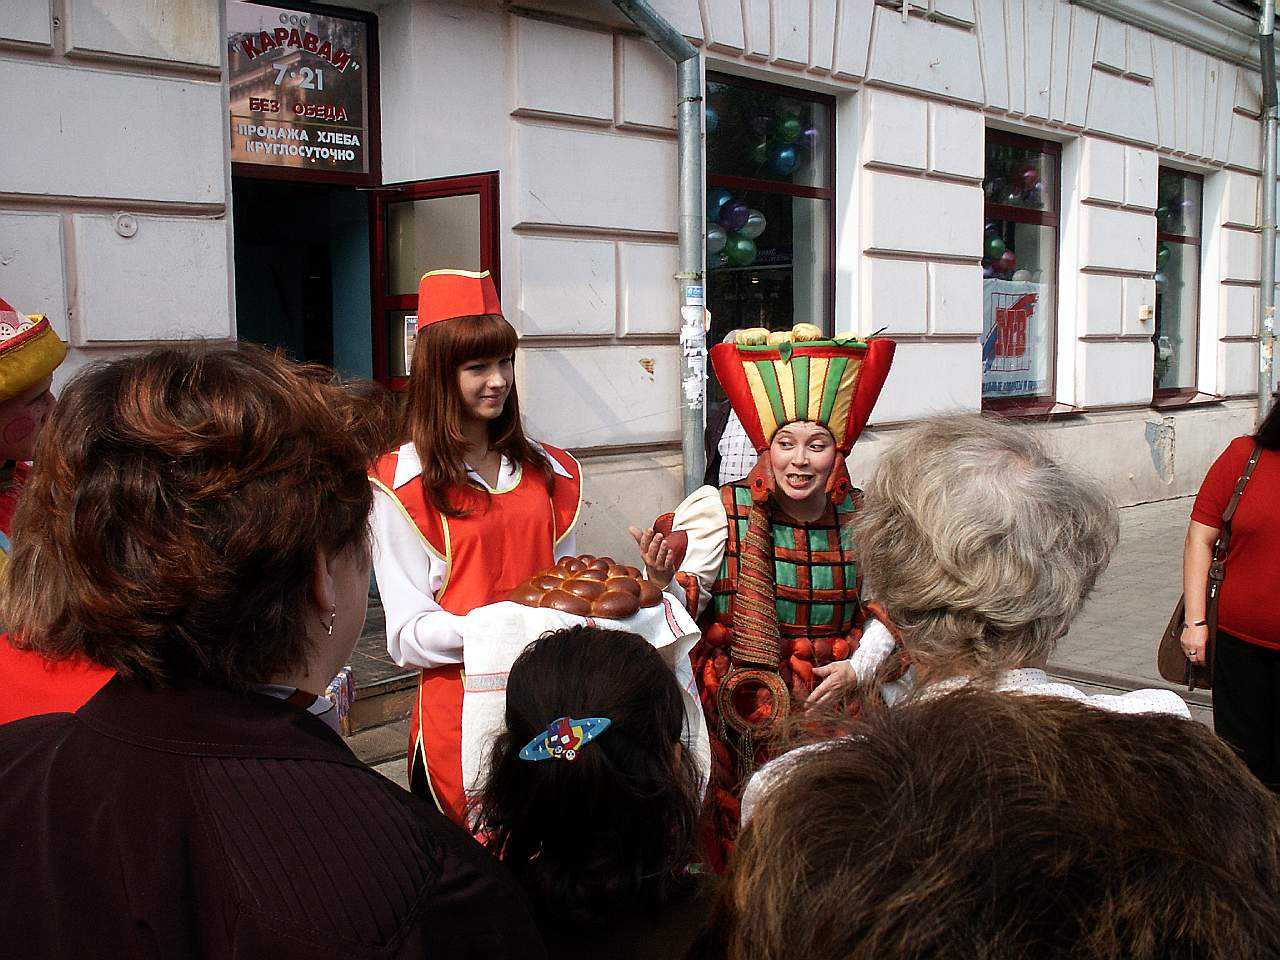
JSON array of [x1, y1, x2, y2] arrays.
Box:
[[1184, 402, 1280, 791]]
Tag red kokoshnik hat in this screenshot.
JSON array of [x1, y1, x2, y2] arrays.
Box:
[[0, 297, 67, 403], [417, 269, 504, 328], [710, 326, 895, 501]]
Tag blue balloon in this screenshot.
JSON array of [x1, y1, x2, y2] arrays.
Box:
[[704, 106, 719, 136], [707, 187, 732, 220], [718, 200, 750, 233], [770, 145, 799, 176]]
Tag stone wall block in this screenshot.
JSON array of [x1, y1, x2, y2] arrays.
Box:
[[1086, 71, 1158, 145], [1219, 227, 1261, 284], [861, 257, 927, 335], [1076, 339, 1153, 407], [1094, 17, 1126, 72], [1120, 276, 1156, 338], [703, 0, 746, 53], [515, 236, 616, 337], [1080, 138, 1125, 205], [863, 171, 982, 258], [1220, 339, 1257, 396], [0, 213, 66, 334], [867, 7, 984, 104], [73, 214, 232, 343], [514, 17, 613, 121], [1078, 205, 1154, 274], [1222, 171, 1259, 229], [66, 0, 220, 67], [863, 89, 927, 170], [620, 36, 676, 131], [870, 340, 981, 422], [1, 1, 52, 45], [1219, 284, 1257, 339], [927, 102, 983, 180], [519, 344, 681, 447], [1079, 273, 1123, 337], [1123, 146, 1157, 210], [928, 260, 982, 334], [618, 241, 679, 336]]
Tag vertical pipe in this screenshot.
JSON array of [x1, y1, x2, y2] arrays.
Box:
[[1259, 1, 1277, 423], [611, 0, 706, 493]]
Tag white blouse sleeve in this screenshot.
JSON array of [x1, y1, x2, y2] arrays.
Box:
[[661, 485, 729, 616], [370, 485, 466, 669], [848, 618, 895, 682]]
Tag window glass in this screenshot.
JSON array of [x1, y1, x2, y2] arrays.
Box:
[[386, 194, 481, 295], [705, 74, 835, 365], [981, 136, 1060, 403], [1154, 170, 1201, 393]]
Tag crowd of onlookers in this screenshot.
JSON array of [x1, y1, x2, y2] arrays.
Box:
[[1, 341, 1279, 958]]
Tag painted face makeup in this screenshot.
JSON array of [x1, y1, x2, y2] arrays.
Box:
[[767, 421, 838, 505], [457, 356, 514, 423], [0, 375, 54, 462]]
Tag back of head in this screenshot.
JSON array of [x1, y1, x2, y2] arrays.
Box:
[[471, 625, 701, 925], [854, 415, 1118, 676], [3, 343, 390, 688], [709, 691, 1280, 960]]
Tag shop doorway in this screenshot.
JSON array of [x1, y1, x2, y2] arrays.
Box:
[[231, 176, 372, 377], [369, 173, 501, 389]]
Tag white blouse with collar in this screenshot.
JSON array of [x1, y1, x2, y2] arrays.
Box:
[[370, 442, 577, 671]]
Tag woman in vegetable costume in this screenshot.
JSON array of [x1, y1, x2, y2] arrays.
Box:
[[633, 324, 898, 868]]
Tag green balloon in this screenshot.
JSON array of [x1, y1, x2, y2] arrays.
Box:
[[984, 235, 1006, 260], [773, 115, 803, 143], [725, 235, 757, 267], [1157, 245, 1171, 265]]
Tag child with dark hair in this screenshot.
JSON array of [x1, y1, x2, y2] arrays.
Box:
[[470, 625, 714, 959]]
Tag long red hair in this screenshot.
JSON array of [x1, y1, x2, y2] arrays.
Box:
[[403, 314, 549, 516]]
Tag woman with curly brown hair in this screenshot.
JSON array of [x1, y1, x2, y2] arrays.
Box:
[[0, 345, 544, 960]]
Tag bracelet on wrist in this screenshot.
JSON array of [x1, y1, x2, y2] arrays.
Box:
[[1182, 620, 1207, 630]]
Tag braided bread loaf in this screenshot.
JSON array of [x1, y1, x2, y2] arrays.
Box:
[[506, 555, 663, 620]]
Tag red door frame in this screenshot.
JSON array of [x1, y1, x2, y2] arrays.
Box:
[[369, 172, 501, 388]]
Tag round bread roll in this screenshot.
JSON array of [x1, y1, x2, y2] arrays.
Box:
[[736, 327, 770, 346], [538, 590, 592, 617], [507, 583, 545, 606], [604, 577, 642, 597], [766, 329, 793, 346], [564, 579, 607, 601], [594, 590, 640, 620], [637, 579, 663, 608], [588, 557, 614, 571], [577, 568, 608, 582], [791, 322, 823, 342], [557, 556, 586, 575], [532, 573, 564, 592]]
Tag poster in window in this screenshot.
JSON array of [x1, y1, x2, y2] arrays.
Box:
[[226, 2, 372, 177], [981, 279, 1051, 399]]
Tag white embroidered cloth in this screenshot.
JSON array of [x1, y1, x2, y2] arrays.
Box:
[[458, 598, 709, 798]]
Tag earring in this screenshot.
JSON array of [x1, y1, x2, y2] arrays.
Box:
[[326, 607, 337, 636]]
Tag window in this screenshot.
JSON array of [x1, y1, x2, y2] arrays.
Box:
[[1153, 169, 1202, 395], [704, 74, 835, 361], [981, 132, 1060, 408]]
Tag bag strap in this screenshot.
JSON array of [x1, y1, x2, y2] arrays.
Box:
[[1211, 442, 1263, 574]]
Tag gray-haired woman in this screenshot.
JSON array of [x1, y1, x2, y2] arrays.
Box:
[[741, 415, 1190, 823]]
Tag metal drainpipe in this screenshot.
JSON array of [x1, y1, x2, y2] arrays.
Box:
[[611, 0, 706, 493], [1259, 1, 1277, 422]]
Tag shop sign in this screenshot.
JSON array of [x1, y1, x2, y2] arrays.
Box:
[[981, 279, 1051, 398], [227, 2, 374, 179]]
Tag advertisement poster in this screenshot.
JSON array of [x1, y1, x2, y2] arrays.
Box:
[[981, 279, 1051, 399], [226, 2, 372, 177]]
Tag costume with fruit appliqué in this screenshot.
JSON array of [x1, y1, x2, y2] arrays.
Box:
[[654, 324, 900, 869]]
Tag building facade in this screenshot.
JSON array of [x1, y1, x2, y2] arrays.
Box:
[[0, 0, 1272, 558]]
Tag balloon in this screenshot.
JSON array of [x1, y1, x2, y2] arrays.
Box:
[[706, 224, 727, 255], [725, 235, 757, 267], [1000, 185, 1024, 205], [801, 126, 820, 151], [770, 145, 799, 176], [739, 209, 767, 240], [997, 250, 1017, 274], [707, 187, 732, 220], [984, 235, 1006, 260], [1019, 164, 1040, 190], [749, 140, 771, 166], [704, 106, 719, 136], [1024, 187, 1043, 208], [708, 250, 728, 270], [983, 263, 996, 279], [1156, 245, 1171, 266], [985, 221, 1000, 236], [1155, 205, 1170, 222], [774, 114, 803, 144], [719, 200, 750, 232], [1154, 271, 1166, 286]]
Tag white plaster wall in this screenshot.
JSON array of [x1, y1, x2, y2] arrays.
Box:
[[0, 0, 231, 388]]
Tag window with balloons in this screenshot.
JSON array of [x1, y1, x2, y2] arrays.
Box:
[[1153, 169, 1201, 397], [704, 74, 835, 391], [981, 132, 1060, 408]]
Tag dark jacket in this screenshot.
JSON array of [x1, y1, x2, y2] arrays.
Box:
[[0, 676, 546, 960]]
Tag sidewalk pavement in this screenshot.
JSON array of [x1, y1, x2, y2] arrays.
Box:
[[1051, 495, 1193, 689]]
